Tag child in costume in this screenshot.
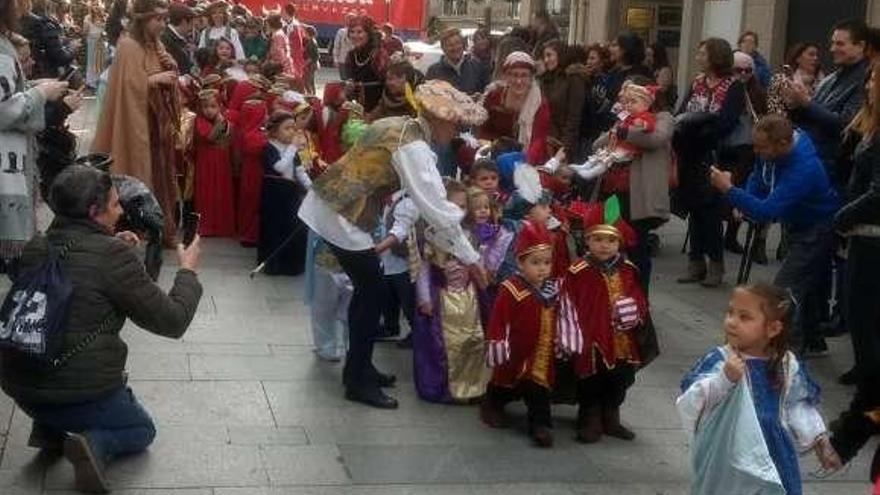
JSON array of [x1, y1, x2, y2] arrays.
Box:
[[677, 283, 839, 495], [237, 99, 268, 246], [412, 180, 491, 403], [470, 158, 508, 208], [557, 198, 648, 443], [481, 220, 559, 447], [259, 110, 311, 276], [559, 83, 657, 187], [317, 81, 350, 163], [467, 187, 514, 329], [374, 190, 419, 346], [193, 89, 237, 237]]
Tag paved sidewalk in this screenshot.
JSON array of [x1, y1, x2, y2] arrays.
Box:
[[0, 222, 875, 494]]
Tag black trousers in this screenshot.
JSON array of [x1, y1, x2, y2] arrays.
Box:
[[381, 272, 415, 334], [845, 236, 880, 391], [577, 362, 636, 413], [329, 245, 382, 389], [687, 199, 724, 263], [486, 382, 552, 429]]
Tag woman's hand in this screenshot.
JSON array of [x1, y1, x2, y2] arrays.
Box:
[[815, 434, 842, 471], [36, 80, 69, 101], [115, 230, 140, 247], [177, 235, 201, 272], [148, 70, 178, 87], [158, 51, 178, 71]]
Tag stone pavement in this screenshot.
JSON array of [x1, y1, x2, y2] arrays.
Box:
[[0, 226, 875, 495], [0, 71, 875, 493]]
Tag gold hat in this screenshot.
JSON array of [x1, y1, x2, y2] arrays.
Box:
[[414, 80, 487, 126]]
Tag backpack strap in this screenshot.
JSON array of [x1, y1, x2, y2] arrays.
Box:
[[45, 234, 119, 369], [50, 312, 121, 368]]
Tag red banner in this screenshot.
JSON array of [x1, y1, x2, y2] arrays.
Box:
[[240, 0, 424, 32]]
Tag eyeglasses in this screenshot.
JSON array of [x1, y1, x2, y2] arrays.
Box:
[[735, 67, 753, 74]]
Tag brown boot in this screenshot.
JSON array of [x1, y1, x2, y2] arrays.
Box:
[[530, 425, 554, 448], [700, 261, 725, 288], [602, 406, 636, 441], [575, 405, 603, 443], [676, 260, 706, 284], [479, 400, 510, 429]]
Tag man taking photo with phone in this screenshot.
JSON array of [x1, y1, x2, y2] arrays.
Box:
[[709, 115, 838, 357]]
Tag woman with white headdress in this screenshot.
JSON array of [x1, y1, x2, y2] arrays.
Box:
[[478, 51, 551, 165]]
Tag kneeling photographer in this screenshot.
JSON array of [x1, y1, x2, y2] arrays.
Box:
[[0, 165, 202, 493]]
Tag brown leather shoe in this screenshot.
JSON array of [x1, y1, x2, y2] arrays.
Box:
[[575, 405, 603, 443], [530, 426, 554, 448], [479, 400, 509, 428], [63, 433, 109, 494], [602, 406, 636, 440]]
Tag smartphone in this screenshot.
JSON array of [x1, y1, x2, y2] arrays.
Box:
[[181, 212, 200, 247], [58, 66, 83, 90]]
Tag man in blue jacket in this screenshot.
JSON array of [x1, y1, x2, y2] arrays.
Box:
[[710, 115, 839, 355]]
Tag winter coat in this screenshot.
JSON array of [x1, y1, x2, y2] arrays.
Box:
[[539, 63, 587, 153], [751, 51, 771, 88], [0, 35, 44, 251], [594, 112, 673, 222], [791, 58, 868, 186], [675, 75, 746, 206], [161, 26, 195, 76], [727, 130, 839, 232], [426, 54, 490, 96], [1, 217, 203, 405], [835, 132, 880, 232]]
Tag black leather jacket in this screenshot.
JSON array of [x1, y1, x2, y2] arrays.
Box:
[[836, 132, 880, 231]]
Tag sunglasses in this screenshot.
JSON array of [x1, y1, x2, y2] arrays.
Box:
[[735, 67, 753, 74]]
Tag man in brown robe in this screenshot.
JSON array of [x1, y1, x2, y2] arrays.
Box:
[[92, 0, 180, 244]]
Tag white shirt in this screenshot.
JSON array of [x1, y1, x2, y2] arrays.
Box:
[[380, 193, 418, 275], [198, 26, 246, 61], [269, 140, 312, 188], [299, 139, 479, 265]]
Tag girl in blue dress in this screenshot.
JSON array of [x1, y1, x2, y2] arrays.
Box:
[[677, 283, 840, 495]]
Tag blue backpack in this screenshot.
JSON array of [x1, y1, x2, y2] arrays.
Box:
[[0, 237, 77, 367]]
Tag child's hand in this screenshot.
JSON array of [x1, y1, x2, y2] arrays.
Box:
[[723, 353, 746, 383], [418, 301, 433, 317], [554, 148, 566, 164]]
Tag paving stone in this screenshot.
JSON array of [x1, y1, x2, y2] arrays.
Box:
[[126, 353, 191, 381], [48, 489, 212, 495], [227, 426, 308, 446], [259, 445, 350, 485], [215, 484, 575, 495], [44, 437, 267, 490], [0, 467, 48, 494], [132, 381, 275, 426], [188, 353, 319, 382], [0, 394, 13, 435]]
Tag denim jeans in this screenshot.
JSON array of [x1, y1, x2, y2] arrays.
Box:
[[773, 222, 834, 351], [19, 387, 156, 464]]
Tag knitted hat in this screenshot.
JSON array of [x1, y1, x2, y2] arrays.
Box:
[[515, 220, 553, 259], [503, 51, 536, 72], [414, 80, 488, 126]]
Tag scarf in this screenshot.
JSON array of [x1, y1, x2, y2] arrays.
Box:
[[685, 74, 736, 114], [516, 273, 559, 305]]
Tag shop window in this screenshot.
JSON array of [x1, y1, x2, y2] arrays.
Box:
[[443, 0, 468, 16]]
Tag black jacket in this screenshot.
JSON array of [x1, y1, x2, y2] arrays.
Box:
[[161, 26, 195, 76], [836, 132, 880, 231], [19, 13, 76, 78], [1, 218, 202, 405]]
